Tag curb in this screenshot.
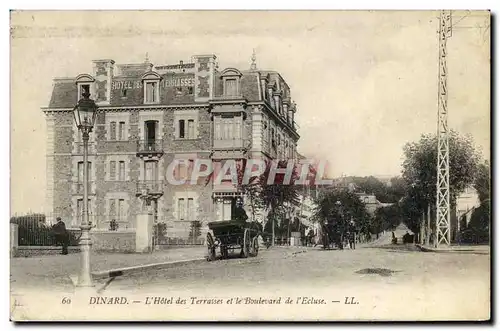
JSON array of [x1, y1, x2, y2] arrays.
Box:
[[91, 258, 206, 280], [415, 244, 490, 254], [415, 244, 435, 252]]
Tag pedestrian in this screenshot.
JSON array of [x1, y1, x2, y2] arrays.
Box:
[[52, 217, 69, 255]]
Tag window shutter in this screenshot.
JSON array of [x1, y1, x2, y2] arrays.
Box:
[[179, 120, 185, 138], [110, 161, 116, 180], [110, 122, 117, 140], [119, 161, 125, 181]]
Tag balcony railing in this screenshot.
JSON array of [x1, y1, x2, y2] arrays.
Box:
[[136, 180, 164, 196], [136, 139, 164, 155], [212, 138, 249, 150], [211, 94, 245, 101]]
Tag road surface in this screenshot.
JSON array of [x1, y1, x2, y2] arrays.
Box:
[[10, 245, 490, 321]]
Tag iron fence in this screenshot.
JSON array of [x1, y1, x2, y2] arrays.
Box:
[[11, 213, 209, 247], [136, 180, 164, 195], [10, 213, 83, 246]]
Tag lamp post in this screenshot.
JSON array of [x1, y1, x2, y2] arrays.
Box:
[[73, 90, 98, 287]]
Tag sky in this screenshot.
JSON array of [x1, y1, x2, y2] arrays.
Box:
[[10, 10, 490, 214]]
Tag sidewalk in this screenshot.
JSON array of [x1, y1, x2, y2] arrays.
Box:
[[10, 246, 206, 288], [416, 244, 490, 254]]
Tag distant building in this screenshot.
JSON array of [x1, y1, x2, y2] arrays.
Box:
[[455, 186, 480, 231], [355, 193, 381, 216]]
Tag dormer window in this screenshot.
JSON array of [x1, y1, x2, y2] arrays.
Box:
[[225, 79, 238, 96], [220, 68, 242, 98], [145, 82, 157, 103], [142, 71, 162, 104], [75, 73, 95, 103], [81, 84, 90, 97]]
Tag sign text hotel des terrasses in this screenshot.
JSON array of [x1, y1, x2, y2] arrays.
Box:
[[111, 77, 195, 90]]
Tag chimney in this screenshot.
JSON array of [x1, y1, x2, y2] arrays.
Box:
[[92, 59, 115, 105]]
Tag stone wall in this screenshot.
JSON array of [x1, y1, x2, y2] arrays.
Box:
[[16, 246, 81, 258], [90, 230, 136, 252]]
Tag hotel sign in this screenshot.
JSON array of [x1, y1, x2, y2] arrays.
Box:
[[112, 76, 195, 90]]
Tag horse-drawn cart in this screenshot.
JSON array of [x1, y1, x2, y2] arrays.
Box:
[[321, 221, 342, 250], [206, 220, 260, 261]]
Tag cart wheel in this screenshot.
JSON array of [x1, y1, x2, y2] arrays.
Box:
[[253, 237, 259, 257], [241, 229, 250, 258], [248, 236, 256, 257], [206, 232, 216, 261]]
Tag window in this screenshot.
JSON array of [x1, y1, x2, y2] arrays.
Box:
[[178, 198, 186, 220], [144, 161, 158, 181], [188, 120, 195, 139], [187, 198, 194, 221], [109, 161, 116, 180], [119, 161, 126, 181], [109, 199, 116, 217], [215, 116, 242, 140], [225, 79, 238, 96], [215, 120, 221, 140], [80, 84, 90, 98], [76, 198, 92, 226], [108, 198, 126, 221], [110, 122, 117, 140], [145, 82, 157, 103], [120, 89, 127, 98], [223, 199, 232, 221], [77, 161, 92, 182], [117, 199, 125, 221], [179, 120, 185, 139], [187, 86, 194, 95], [177, 118, 197, 139], [235, 120, 241, 139], [118, 122, 126, 140], [175, 160, 193, 181], [145, 120, 158, 144], [223, 119, 231, 139]]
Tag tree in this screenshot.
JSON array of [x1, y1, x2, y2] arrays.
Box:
[[313, 188, 371, 245], [465, 160, 490, 242], [401, 130, 480, 232], [347, 176, 406, 203], [373, 204, 401, 234], [474, 160, 490, 204], [238, 159, 300, 238]]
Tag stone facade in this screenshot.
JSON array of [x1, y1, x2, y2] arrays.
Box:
[[43, 54, 300, 242]]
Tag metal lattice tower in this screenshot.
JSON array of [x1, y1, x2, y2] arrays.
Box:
[[435, 10, 453, 247]]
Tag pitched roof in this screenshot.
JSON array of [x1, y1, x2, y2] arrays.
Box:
[[46, 64, 274, 108], [49, 80, 77, 108]]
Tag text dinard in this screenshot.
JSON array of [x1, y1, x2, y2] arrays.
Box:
[[89, 296, 327, 305]]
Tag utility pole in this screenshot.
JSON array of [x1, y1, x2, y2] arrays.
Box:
[[436, 10, 453, 247]]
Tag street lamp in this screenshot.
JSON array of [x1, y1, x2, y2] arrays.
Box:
[[73, 90, 98, 287]]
